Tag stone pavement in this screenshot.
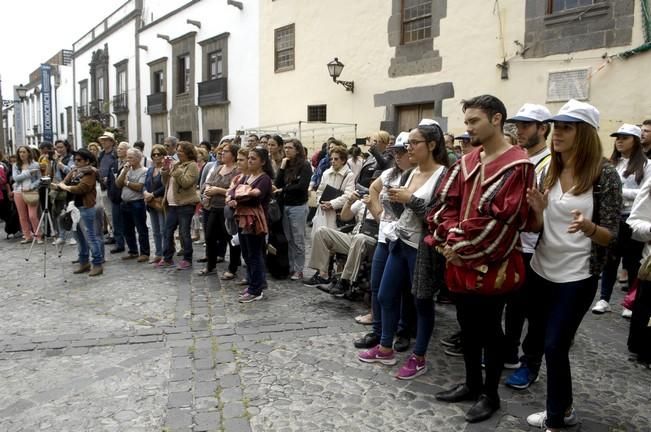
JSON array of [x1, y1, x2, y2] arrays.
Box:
[[0, 231, 650, 432]]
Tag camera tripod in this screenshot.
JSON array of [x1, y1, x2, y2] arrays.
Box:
[[25, 178, 67, 281]]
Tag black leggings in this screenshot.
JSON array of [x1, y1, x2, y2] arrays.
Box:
[[205, 207, 240, 273]]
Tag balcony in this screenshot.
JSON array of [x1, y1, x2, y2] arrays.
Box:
[[198, 77, 228, 106], [112, 93, 128, 114], [77, 104, 89, 119], [147, 92, 167, 114], [89, 99, 105, 116]]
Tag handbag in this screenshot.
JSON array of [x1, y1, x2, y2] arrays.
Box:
[[268, 199, 282, 223], [224, 205, 238, 236], [638, 254, 651, 281], [148, 196, 164, 211], [319, 172, 350, 204], [22, 190, 40, 207], [234, 183, 252, 199], [358, 207, 379, 238]]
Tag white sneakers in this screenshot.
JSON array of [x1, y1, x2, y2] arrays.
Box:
[[622, 308, 633, 318], [592, 299, 611, 314], [527, 408, 578, 428]]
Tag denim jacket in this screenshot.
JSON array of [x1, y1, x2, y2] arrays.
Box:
[[12, 161, 41, 192]]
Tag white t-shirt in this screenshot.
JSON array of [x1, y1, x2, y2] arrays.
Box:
[[530, 179, 593, 283], [378, 169, 402, 244]]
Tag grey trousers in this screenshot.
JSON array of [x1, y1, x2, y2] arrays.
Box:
[[309, 225, 376, 282]]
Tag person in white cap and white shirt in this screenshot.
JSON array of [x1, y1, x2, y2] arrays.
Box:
[[526, 99, 623, 431], [593, 123, 651, 315], [502, 103, 553, 390]]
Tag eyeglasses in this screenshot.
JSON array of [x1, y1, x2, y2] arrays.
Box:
[[406, 140, 427, 147], [152, 153, 162, 157]]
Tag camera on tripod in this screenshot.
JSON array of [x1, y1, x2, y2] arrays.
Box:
[[40, 176, 52, 188]]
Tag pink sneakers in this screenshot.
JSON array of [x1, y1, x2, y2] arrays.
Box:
[[357, 345, 397, 365], [396, 354, 427, 380]]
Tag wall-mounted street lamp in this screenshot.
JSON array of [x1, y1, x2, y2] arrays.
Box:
[[1, 83, 27, 107], [327, 58, 354, 93]]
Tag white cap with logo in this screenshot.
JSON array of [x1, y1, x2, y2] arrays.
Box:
[[390, 131, 410, 149], [547, 99, 600, 130], [610, 123, 642, 138], [506, 103, 552, 123]]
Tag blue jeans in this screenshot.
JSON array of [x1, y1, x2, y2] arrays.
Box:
[[239, 232, 267, 295], [282, 204, 308, 273], [541, 275, 598, 428], [111, 201, 124, 248], [377, 239, 418, 349], [148, 207, 165, 257], [163, 205, 194, 262], [370, 242, 414, 339], [76, 206, 104, 266], [121, 200, 150, 256]]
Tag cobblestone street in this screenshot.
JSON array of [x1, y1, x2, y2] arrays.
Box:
[[1, 233, 649, 432]]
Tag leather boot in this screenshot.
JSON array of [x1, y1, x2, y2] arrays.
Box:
[[88, 265, 103, 277], [73, 263, 91, 274]]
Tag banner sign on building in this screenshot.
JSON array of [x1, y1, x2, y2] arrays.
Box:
[[40, 64, 53, 143]]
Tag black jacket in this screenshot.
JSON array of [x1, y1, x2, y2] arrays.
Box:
[[275, 161, 312, 206]]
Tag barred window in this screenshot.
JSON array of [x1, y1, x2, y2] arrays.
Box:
[[547, 0, 594, 14], [275, 24, 295, 72], [402, 0, 432, 44], [307, 105, 327, 122]]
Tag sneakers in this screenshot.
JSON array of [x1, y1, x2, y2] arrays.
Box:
[[396, 354, 427, 380], [155, 259, 175, 268], [358, 345, 397, 365], [239, 292, 263, 303], [54, 238, 65, 246], [303, 272, 331, 288], [440, 332, 462, 347], [622, 308, 633, 318], [176, 259, 192, 270], [505, 365, 539, 389], [526, 408, 578, 428], [592, 299, 611, 314], [503, 360, 521, 369], [67, 238, 77, 245], [290, 272, 303, 281], [444, 344, 464, 357]]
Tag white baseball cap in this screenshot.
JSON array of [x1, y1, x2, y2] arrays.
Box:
[[390, 131, 410, 149], [547, 99, 600, 129], [610, 123, 641, 139], [418, 118, 441, 127], [506, 103, 551, 123]]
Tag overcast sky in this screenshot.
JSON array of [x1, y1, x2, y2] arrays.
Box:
[[0, 0, 124, 98]]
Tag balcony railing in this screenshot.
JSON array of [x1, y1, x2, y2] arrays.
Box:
[[89, 99, 105, 116], [112, 93, 128, 114], [198, 77, 228, 106], [147, 92, 167, 114], [77, 104, 89, 119]]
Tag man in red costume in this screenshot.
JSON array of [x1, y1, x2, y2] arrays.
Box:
[[427, 95, 534, 423]]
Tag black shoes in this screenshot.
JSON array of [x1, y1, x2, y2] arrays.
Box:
[[435, 384, 479, 403], [330, 279, 350, 298], [465, 394, 500, 423], [304, 273, 331, 288], [110, 247, 125, 254], [393, 335, 410, 352], [354, 332, 379, 349]]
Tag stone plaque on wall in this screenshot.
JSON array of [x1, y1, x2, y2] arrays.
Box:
[[546, 69, 590, 103]]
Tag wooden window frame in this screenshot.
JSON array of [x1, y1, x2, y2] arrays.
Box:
[[401, 0, 432, 44], [274, 24, 295, 72]]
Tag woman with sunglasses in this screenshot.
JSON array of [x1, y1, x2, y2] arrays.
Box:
[[358, 121, 448, 381], [143, 144, 167, 263], [525, 100, 622, 431], [12, 145, 43, 244]]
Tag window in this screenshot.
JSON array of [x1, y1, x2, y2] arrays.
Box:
[[117, 70, 127, 95], [274, 24, 295, 72], [60, 113, 64, 134], [307, 105, 327, 122], [97, 76, 105, 102], [80, 85, 88, 107], [177, 55, 190, 94], [178, 131, 192, 142], [547, 0, 594, 14], [153, 71, 164, 93], [208, 129, 223, 146], [155, 132, 165, 144], [402, 0, 432, 43], [208, 50, 223, 80]]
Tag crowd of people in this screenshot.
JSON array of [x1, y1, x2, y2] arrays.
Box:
[[1, 94, 650, 431]]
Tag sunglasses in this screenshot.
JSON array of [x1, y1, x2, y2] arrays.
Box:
[[152, 153, 162, 157]]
